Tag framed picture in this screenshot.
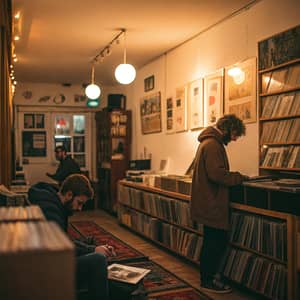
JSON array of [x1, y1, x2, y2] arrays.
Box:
[[35, 114, 45, 128], [224, 57, 257, 124], [188, 78, 204, 130], [140, 92, 162, 134], [175, 86, 188, 132], [204, 69, 224, 126], [258, 24, 300, 70], [165, 97, 174, 134], [24, 114, 34, 129], [22, 131, 47, 157], [144, 75, 155, 92]]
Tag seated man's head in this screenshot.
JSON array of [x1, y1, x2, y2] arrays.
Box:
[[59, 174, 94, 214], [55, 145, 67, 161], [216, 114, 246, 145]]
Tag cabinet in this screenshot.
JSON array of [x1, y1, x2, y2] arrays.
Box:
[[118, 180, 299, 299], [96, 110, 131, 213], [258, 25, 300, 176]]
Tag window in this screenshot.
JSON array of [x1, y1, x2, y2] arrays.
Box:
[[54, 114, 87, 168]]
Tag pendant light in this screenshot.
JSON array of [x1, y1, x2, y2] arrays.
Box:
[[85, 64, 101, 99], [115, 30, 136, 84]]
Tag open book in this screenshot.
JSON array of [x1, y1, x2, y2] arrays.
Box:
[[108, 263, 150, 284]]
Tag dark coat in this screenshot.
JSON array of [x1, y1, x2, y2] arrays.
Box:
[[28, 182, 95, 256], [190, 127, 247, 230], [48, 155, 81, 184]]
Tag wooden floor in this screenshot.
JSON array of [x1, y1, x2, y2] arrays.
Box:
[[71, 209, 257, 300]]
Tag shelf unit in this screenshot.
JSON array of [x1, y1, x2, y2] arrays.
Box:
[[119, 180, 299, 299], [117, 180, 203, 264], [225, 203, 297, 300], [258, 25, 300, 176], [95, 110, 131, 213]]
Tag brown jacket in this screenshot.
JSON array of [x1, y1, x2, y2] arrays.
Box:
[[190, 127, 247, 230]]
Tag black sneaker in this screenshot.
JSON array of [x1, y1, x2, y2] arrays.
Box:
[[200, 278, 232, 294]]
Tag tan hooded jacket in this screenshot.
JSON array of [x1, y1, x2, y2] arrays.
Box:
[[190, 126, 247, 230]]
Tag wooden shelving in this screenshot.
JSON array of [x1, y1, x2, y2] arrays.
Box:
[[258, 26, 300, 176], [95, 110, 131, 213]]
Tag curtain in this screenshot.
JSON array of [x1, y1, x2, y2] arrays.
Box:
[[0, 0, 13, 186]]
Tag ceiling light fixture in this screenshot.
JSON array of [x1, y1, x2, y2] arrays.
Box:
[[85, 63, 101, 99], [115, 29, 136, 85], [85, 29, 127, 100]]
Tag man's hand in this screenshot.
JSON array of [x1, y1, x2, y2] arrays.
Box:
[[94, 245, 116, 257]]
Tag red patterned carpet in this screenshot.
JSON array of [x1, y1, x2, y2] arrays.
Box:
[[69, 221, 210, 300], [69, 220, 146, 262]]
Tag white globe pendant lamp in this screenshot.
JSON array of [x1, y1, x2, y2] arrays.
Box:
[[115, 30, 136, 85], [115, 63, 136, 84], [85, 64, 101, 99]]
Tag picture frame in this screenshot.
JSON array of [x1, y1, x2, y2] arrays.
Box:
[[22, 131, 47, 157], [24, 114, 34, 129], [144, 75, 155, 92], [35, 114, 45, 128], [258, 24, 300, 70], [224, 57, 257, 124], [165, 97, 174, 134], [140, 92, 162, 134], [174, 85, 188, 132], [188, 78, 204, 130], [204, 69, 224, 126]]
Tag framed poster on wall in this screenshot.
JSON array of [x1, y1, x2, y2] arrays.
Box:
[[204, 69, 224, 126], [189, 78, 204, 130], [165, 97, 174, 134], [224, 57, 257, 124], [175, 86, 188, 132], [22, 131, 47, 157], [140, 92, 162, 134]]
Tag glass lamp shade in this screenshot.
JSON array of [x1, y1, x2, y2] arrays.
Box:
[[85, 83, 101, 99], [115, 63, 136, 84]]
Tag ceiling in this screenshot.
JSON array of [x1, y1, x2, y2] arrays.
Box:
[[12, 0, 257, 86]]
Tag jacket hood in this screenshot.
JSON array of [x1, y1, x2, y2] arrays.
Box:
[[198, 126, 223, 145], [28, 182, 59, 204]]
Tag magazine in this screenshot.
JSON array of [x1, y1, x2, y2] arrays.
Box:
[[108, 263, 151, 284]]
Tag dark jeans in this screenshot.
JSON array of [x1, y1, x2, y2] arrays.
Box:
[[200, 225, 228, 283], [76, 252, 109, 300]]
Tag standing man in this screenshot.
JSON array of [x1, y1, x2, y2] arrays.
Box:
[[46, 145, 81, 185], [29, 174, 114, 300], [191, 114, 249, 293]]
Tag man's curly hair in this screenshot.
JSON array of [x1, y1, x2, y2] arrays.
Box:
[[216, 114, 246, 137]]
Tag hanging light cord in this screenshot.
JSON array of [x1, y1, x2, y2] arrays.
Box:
[[123, 30, 127, 64], [91, 64, 95, 84], [92, 28, 126, 64]]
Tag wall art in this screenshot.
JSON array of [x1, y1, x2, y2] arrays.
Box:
[[175, 86, 188, 132], [224, 57, 256, 124], [188, 78, 204, 130], [204, 69, 224, 126], [140, 92, 162, 134]]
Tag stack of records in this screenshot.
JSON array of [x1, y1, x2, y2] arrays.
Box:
[[0, 221, 75, 300], [0, 205, 45, 222], [0, 185, 27, 206]]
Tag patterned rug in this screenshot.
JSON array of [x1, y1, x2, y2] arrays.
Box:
[[69, 220, 146, 263], [124, 260, 188, 294], [69, 221, 210, 300]]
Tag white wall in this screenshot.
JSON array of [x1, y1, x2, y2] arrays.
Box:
[[127, 0, 300, 176]]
